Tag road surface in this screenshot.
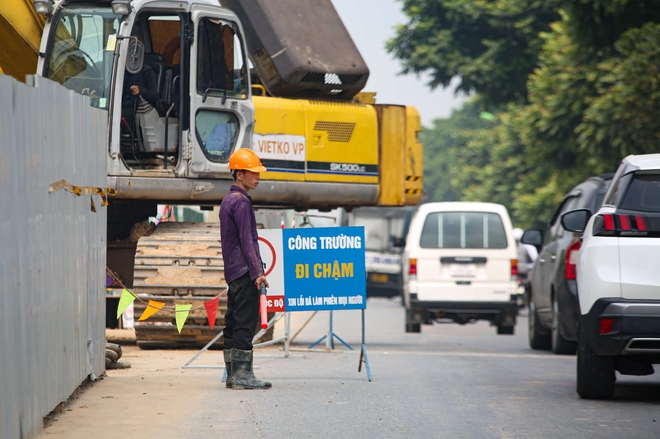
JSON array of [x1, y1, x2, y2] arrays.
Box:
[[36, 298, 660, 438]]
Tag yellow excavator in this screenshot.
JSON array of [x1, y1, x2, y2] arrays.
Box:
[[1, 0, 423, 347]]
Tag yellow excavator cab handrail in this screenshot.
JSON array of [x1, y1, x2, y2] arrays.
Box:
[[251, 84, 267, 96]]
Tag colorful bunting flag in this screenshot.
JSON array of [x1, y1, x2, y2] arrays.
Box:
[[175, 304, 192, 333], [204, 297, 219, 330], [106, 271, 225, 333], [138, 300, 165, 321], [116, 289, 136, 319]]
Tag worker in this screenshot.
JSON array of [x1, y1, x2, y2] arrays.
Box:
[[220, 148, 271, 390], [121, 38, 160, 135]]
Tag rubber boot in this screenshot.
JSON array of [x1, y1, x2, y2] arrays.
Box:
[[231, 348, 272, 390], [224, 339, 234, 388]]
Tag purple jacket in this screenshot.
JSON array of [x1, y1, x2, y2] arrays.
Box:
[[219, 185, 264, 283]]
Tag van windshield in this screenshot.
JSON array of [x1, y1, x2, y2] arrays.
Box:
[[420, 212, 508, 249]]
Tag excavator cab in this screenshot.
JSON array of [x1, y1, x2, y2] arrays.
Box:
[[44, 5, 120, 108], [117, 15, 183, 167], [40, 0, 253, 179]]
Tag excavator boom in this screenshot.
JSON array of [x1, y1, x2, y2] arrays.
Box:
[[0, 0, 45, 80]]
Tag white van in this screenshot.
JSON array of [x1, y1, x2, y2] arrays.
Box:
[[402, 202, 521, 334]]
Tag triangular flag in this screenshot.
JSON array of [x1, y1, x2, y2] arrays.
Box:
[[204, 297, 219, 330], [175, 304, 192, 333], [138, 300, 165, 321], [116, 289, 136, 320], [106, 275, 113, 287]]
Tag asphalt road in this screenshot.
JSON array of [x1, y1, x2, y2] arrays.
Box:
[[37, 297, 660, 439]]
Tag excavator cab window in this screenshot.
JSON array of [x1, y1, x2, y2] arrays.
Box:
[[193, 17, 247, 163], [196, 18, 247, 100], [44, 6, 121, 109], [127, 14, 183, 110], [117, 13, 184, 168], [195, 111, 239, 162]]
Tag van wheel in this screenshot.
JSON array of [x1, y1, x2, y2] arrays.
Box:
[[528, 301, 551, 350], [406, 323, 421, 333], [552, 296, 576, 355], [497, 326, 514, 335], [405, 309, 421, 333], [577, 323, 615, 399]]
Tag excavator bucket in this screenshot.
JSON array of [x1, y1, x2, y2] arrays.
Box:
[[222, 0, 369, 100]]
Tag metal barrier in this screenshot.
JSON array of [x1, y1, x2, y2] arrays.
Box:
[[0, 74, 108, 439]]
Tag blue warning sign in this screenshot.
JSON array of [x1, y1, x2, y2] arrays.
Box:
[[283, 227, 366, 311]]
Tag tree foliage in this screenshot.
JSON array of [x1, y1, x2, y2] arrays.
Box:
[[562, 0, 660, 52], [420, 100, 488, 202], [578, 22, 660, 159], [395, 0, 660, 229], [386, 0, 560, 107]]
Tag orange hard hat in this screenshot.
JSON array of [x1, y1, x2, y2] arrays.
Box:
[[228, 148, 267, 173]]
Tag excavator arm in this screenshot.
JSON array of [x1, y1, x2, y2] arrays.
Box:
[[0, 0, 45, 81]]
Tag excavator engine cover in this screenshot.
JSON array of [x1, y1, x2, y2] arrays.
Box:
[[222, 0, 369, 100]]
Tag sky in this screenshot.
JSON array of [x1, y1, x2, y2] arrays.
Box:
[[331, 0, 468, 127]]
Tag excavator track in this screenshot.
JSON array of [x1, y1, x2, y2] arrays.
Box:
[[132, 222, 227, 348], [132, 221, 275, 348]]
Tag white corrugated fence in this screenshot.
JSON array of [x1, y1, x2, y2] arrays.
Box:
[[0, 74, 107, 439]]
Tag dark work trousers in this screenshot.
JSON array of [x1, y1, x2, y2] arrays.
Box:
[[224, 272, 259, 350]]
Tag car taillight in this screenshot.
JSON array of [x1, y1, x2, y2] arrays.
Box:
[[603, 214, 615, 231], [593, 213, 650, 236], [565, 240, 580, 280], [510, 259, 518, 281], [634, 215, 648, 231], [600, 318, 613, 334], [409, 258, 417, 276]]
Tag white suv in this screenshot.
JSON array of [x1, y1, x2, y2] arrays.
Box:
[[402, 202, 521, 335], [561, 153, 660, 399]]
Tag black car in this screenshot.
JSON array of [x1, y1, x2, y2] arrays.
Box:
[[522, 173, 613, 354]]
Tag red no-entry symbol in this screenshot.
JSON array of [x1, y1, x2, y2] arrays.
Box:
[[258, 236, 276, 277]]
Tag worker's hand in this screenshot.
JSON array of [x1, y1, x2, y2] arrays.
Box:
[[130, 85, 140, 95], [255, 275, 269, 289]]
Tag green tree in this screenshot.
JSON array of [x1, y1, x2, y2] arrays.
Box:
[[403, 0, 660, 229], [420, 100, 490, 202], [447, 105, 555, 229], [387, 0, 560, 107], [561, 0, 660, 52], [480, 17, 660, 227], [577, 22, 660, 161]]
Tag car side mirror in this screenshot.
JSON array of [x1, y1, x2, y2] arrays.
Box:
[[521, 229, 543, 251], [560, 209, 592, 234]]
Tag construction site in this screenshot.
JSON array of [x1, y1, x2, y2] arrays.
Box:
[[0, 1, 422, 437]]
